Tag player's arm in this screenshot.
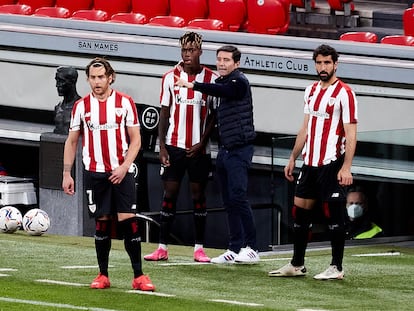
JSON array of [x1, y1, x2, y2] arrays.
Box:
[[284, 114, 308, 182], [338, 122, 357, 186], [62, 130, 80, 195]]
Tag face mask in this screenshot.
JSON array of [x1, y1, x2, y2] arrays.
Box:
[[347, 204, 363, 219]]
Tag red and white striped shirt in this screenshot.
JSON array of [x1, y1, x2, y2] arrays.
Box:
[[302, 79, 358, 167], [69, 90, 140, 173], [160, 65, 217, 150]]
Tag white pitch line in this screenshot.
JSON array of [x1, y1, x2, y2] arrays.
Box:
[[352, 252, 401, 257], [159, 262, 211, 266], [260, 257, 293, 262], [298, 309, 331, 311], [209, 299, 264, 307], [36, 279, 88, 287], [0, 297, 123, 311], [0, 268, 17, 271], [0, 273, 9, 277], [60, 265, 114, 269], [126, 290, 176, 297]]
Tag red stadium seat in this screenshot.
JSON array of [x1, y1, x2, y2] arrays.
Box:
[[403, 7, 414, 36], [169, 0, 208, 24], [290, 0, 315, 12], [131, 0, 169, 19], [0, 0, 17, 5], [109, 12, 147, 24], [246, 0, 289, 35], [93, 0, 131, 18], [208, 0, 246, 32], [339, 31, 378, 43], [380, 35, 414, 46], [55, 0, 92, 14], [148, 15, 185, 27], [17, 0, 54, 10], [71, 9, 109, 21], [33, 6, 70, 18], [187, 18, 224, 30], [327, 0, 354, 15], [0, 4, 32, 14]]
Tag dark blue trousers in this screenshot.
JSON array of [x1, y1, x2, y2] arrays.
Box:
[[216, 144, 257, 252]]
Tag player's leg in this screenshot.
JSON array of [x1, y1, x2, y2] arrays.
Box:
[[145, 146, 184, 261], [314, 158, 347, 280], [269, 166, 316, 276], [188, 154, 211, 262], [84, 171, 112, 288]]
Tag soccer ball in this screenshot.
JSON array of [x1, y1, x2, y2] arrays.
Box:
[[0, 206, 23, 233], [23, 208, 50, 236]]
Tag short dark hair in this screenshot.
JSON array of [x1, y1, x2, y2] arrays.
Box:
[[217, 45, 241, 63], [56, 66, 78, 83], [312, 44, 339, 63], [86, 57, 116, 84]]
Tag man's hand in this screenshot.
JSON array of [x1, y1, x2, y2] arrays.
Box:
[[109, 165, 128, 184], [337, 167, 353, 186], [62, 174, 75, 195], [284, 159, 296, 182]]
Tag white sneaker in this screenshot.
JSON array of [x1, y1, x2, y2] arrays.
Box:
[[211, 250, 237, 264], [313, 265, 344, 280], [234, 247, 260, 264], [268, 263, 307, 277]]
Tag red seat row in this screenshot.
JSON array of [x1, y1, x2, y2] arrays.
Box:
[[0, 0, 357, 35], [340, 31, 414, 46]]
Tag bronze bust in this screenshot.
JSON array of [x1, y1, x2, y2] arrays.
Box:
[[53, 66, 81, 135]]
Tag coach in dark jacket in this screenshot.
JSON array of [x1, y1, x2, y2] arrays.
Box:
[[175, 45, 259, 264]]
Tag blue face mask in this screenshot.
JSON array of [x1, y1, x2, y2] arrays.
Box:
[[347, 204, 363, 219]]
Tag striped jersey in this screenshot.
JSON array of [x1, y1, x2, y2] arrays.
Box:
[[160, 65, 217, 150], [69, 90, 140, 173], [302, 79, 358, 167]]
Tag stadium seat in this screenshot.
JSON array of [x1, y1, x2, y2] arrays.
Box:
[[290, 0, 315, 12], [147, 15, 185, 27], [380, 35, 414, 46], [403, 7, 414, 36], [339, 31, 378, 43], [33, 6, 70, 18], [327, 0, 354, 16], [0, 4, 32, 14], [208, 0, 246, 32], [71, 9, 109, 21], [55, 0, 92, 14], [109, 12, 147, 24], [93, 0, 131, 18], [169, 0, 208, 24], [0, 0, 17, 5], [187, 18, 224, 30], [246, 0, 289, 35], [131, 0, 169, 19], [17, 0, 54, 10]]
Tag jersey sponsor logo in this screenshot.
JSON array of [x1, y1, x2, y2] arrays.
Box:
[[86, 121, 119, 131], [175, 94, 205, 106], [309, 110, 330, 119]]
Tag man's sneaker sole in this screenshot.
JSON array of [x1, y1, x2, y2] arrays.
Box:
[[268, 265, 307, 277]]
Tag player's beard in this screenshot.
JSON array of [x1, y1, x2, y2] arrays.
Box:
[[318, 70, 334, 82]]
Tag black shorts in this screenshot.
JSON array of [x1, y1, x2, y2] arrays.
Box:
[[161, 145, 212, 183], [295, 157, 347, 202], [84, 170, 137, 219]]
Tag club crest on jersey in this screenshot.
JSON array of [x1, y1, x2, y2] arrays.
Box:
[[329, 98, 336, 106], [88, 204, 96, 214], [115, 108, 124, 117]]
